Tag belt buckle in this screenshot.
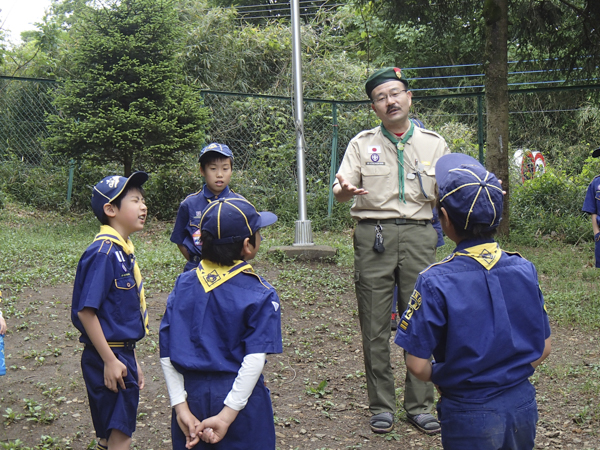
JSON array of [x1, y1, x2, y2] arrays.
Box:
[[124, 341, 136, 350]]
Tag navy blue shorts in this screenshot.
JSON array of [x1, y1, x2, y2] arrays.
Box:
[[81, 346, 140, 439], [171, 372, 275, 450], [437, 380, 538, 450], [595, 235, 600, 268]]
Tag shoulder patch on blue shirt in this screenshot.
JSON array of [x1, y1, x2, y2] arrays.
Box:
[[399, 288, 422, 332]]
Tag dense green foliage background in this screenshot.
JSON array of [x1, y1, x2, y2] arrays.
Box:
[[1, 0, 599, 241]]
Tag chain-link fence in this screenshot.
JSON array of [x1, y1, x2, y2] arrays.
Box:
[[0, 76, 61, 166], [2, 75, 600, 230]]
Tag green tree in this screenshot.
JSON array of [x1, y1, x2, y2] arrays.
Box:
[[46, 0, 209, 175]]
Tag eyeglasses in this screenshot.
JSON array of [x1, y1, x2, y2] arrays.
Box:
[[373, 89, 408, 105]]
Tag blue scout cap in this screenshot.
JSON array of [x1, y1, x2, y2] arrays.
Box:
[[91, 172, 148, 221], [198, 143, 234, 162], [200, 198, 278, 245], [365, 67, 409, 99], [436, 153, 503, 231], [592, 147, 600, 158]]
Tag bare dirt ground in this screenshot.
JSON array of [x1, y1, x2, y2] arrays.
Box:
[[1, 259, 599, 449]]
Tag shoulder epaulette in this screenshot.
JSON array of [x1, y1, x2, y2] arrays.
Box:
[[242, 270, 272, 290], [353, 127, 380, 140], [96, 239, 114, 255], [502, 249, 524, 259], [183, 189, 203, 202], [593, 174, 600, 181], [419, 254, 456, 275], [416, 127, 444, 139]]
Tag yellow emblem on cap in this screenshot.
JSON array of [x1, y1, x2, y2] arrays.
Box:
[[394, 67, 402, 79]]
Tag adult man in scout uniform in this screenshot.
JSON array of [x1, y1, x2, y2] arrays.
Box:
[[333, 67, 450, 434]]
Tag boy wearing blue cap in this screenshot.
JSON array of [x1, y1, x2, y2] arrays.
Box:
[[394, 153, 552, 450], [582, 146, 600, 268], [160, 198, 281, 449], [71, 172, 149, 450], [171, 143, 245, 272]]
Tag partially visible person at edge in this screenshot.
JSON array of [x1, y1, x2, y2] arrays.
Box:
[[333, 67, 450, 435], [395, 153, 551, 449], [170, 143, 245, 272], [0, 290, 6, 336], [582, 146, 600, 268]]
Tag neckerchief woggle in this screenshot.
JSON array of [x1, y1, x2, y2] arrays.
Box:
[[197, 259, 253, 292], [93, 225, 149, 334], [454, 242, 502, 271], [380, 120, 414, 203]]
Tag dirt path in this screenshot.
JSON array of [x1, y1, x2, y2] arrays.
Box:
[[0, 261, 599, 449]]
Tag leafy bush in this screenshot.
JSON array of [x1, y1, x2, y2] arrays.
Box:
[[511, 167, 590, 244], [0, 157, 70, 211], [144, 154, 203, 221]]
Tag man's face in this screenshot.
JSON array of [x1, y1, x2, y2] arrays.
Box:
[[370, 80, 412, 130]]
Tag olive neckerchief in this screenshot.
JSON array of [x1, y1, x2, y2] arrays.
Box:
[[380, 121, 415, 203]]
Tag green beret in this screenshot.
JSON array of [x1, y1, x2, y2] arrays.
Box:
[[365, 67, 409, 99]]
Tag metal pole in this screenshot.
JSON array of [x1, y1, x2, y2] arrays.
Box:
[[328, 103, 339, 217], [291, 0, 313, 246]]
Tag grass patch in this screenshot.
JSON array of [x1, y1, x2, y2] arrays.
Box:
[[1, 201, 600, 332]]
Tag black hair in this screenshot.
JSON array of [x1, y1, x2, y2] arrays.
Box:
[[199, 152, 234, 169], [435, 197, 497, 241], [201, 231, 258, 266], [100, 184, 146, 226]]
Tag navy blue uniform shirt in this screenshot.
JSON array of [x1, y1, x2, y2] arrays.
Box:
[[395, 238, 551, 400], [170, 185, 244, 259], [160, 260, 282, 374], [582, 175, 600, 224], [71, 238, 145, 345]]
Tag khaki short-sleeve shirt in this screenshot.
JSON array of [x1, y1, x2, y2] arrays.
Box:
[[335, 125, 450, 221]]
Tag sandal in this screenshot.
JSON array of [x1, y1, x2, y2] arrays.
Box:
[[370, 412, 394, 434], [406, 412, 441, 434]]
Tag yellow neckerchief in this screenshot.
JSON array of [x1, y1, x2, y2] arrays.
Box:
[[454, 242, 502, 271], [196, 259, 253, 292], [93, 225, 149, 334]]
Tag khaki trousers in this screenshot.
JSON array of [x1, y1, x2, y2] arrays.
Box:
[[354, 220, 436, 415]]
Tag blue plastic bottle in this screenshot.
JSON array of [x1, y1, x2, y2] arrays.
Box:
[[0, 334, 6, 376]]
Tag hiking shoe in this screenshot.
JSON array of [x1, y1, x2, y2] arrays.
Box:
[[391, 312, 398, 331], [406, 412, 441, 434], [370, 412, 394, 434]]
